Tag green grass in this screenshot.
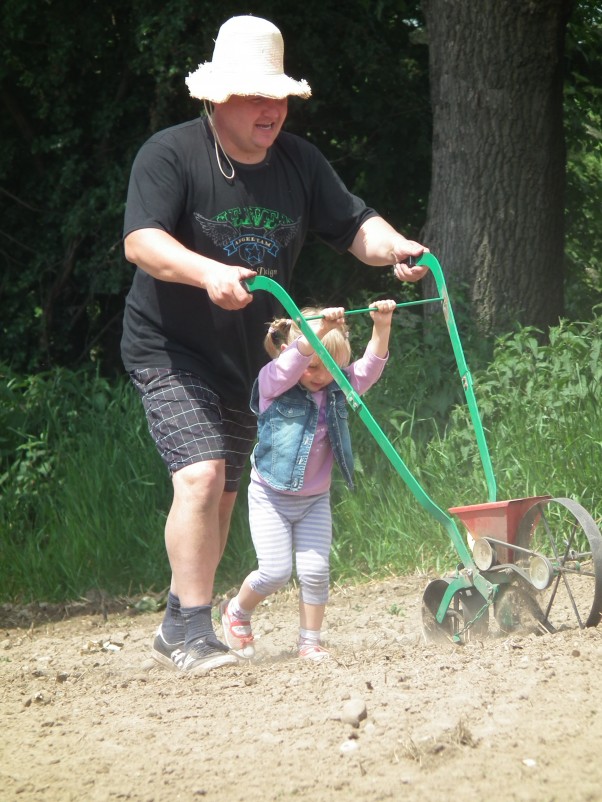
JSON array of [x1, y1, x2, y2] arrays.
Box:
[[298, 313, 602, 584], [1, 311, 601, 603], [0, 371, 172, 600]]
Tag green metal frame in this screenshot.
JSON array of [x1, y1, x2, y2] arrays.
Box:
[[246, 253, 499, 614]]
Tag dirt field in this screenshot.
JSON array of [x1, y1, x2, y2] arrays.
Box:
[[2, 573, 601, 802]]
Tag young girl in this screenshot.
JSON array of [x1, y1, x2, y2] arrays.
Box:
[[220, 298, 397, 661]]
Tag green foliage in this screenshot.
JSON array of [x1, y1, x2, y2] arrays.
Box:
[[0, 0, 428, 373], [0, 1, 231, 371], [438, 314, 602, 508], [1, 307, 600, 602], [0, 367, 173, 600], [564, 0, 602, 317], [343, 281, 492, 439], [283, 0, 431, 304], [315, 311, 602, 582], [1, 0, 601, 601], [1, 0, 601, 371]]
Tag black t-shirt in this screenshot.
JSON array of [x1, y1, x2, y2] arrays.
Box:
[[121, 117, 377, 402]]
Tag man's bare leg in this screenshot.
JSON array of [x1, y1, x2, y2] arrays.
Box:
[[166, 459, 227, 606], [154, 459, 239, 670]]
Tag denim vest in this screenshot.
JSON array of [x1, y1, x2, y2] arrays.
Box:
[[250, 378, 354, 492]]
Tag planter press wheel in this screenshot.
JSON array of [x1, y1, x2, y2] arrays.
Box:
[[421, 578, 489, 644], [493, 585, 553, 636], [512, 497, 602, 631]]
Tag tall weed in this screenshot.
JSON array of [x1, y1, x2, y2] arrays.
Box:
[[428, 314, 602, 510], [0, 369, 171, 600]]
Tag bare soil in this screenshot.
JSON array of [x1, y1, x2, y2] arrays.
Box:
[[2, 574, 601, 802]]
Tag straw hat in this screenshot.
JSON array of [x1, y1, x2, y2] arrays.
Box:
[[185, 16, 312, 103]]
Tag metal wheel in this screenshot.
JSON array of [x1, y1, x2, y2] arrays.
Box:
[[514, 497, 602, 631], [493, 584, 553, 635], [421, 578, 489, 644]]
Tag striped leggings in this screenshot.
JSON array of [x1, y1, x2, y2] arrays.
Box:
[[246, 480, 332, 605]]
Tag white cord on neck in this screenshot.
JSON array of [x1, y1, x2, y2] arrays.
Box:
[[204, 101, 235, 181]]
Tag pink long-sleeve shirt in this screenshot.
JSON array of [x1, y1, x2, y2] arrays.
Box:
[[251, 340, 388, 495]]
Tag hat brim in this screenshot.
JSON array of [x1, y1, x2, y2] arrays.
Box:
[[186, 64, 311, 103]]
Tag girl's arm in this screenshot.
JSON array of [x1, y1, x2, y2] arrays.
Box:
[[296, 307, 346, 356], [259, 343, 312, 400], [367, 299, 397, 358], [260, 307, 346, 401], [347, 300, 396, 396]]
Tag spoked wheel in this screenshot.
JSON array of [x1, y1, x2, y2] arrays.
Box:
[[422, 578, 489, 644], [514, 497, 602, 631]]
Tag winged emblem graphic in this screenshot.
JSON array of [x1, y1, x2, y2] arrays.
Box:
[[193, 211, 300, 268]]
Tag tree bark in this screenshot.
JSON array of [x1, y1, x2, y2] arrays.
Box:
[[421, 0, 573, 333]]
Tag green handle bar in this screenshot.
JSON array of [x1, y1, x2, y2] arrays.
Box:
[[304, 296, 443, 320], [245, 253, 497, 592]]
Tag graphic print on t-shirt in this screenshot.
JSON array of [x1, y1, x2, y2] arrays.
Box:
[[194, 207, 301, 271]]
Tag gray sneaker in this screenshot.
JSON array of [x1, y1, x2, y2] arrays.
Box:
[[170, 635, 238, 674], [151, 625, 185, 671]]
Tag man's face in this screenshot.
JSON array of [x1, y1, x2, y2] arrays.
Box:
[[212, 95, 288, 163]]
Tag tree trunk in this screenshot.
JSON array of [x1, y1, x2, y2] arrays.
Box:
[[421, 0, 573, 333]]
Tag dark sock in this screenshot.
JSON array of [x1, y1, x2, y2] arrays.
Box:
[[161, 592, 185, 644], [181, 605, 228, 653]]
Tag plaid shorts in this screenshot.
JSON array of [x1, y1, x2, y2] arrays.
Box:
[[130, 368, 257, 492]]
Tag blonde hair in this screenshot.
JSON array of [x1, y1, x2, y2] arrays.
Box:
[[265, 306, 351, 367]]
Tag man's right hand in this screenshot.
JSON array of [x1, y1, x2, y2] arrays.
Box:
[[204, 264, 257, 310], [124, 229, 257, 309]]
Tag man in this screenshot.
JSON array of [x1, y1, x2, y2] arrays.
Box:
[[122, 15, 428, 674]]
